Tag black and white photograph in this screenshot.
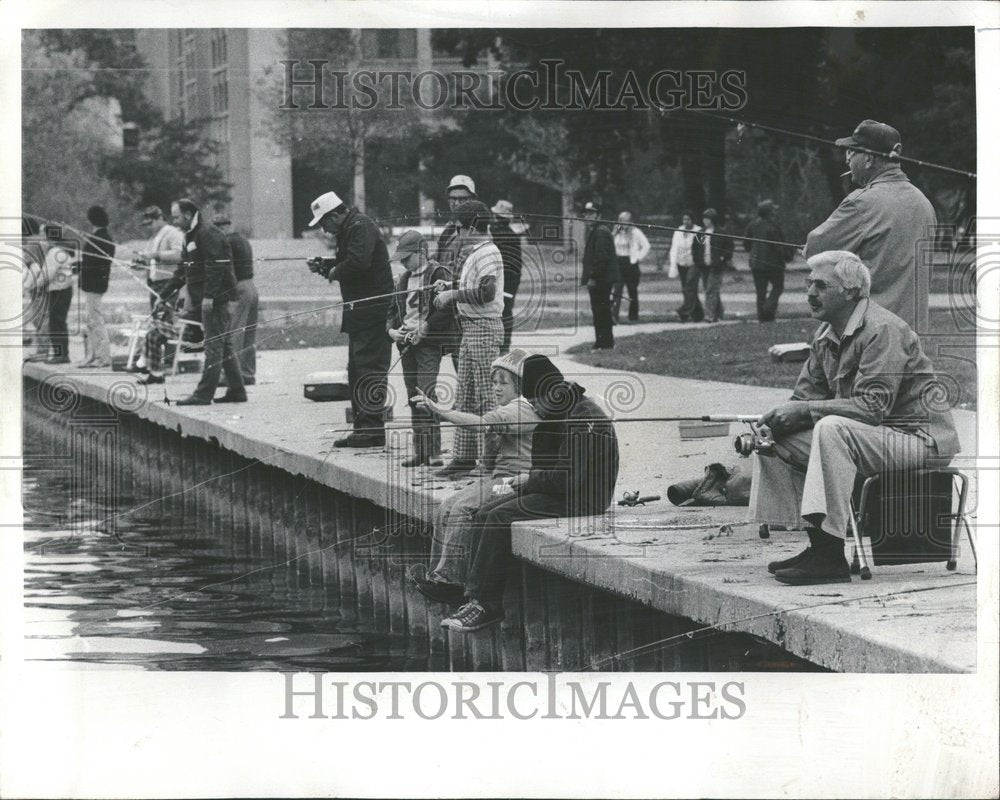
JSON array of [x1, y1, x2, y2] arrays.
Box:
[[2, 1, 998, 797]]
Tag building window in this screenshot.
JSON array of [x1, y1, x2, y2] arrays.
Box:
[[209, 29, 230, 174], [175, 30, 198, 120]]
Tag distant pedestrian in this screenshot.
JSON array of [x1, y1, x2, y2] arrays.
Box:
[[213, 214, 259, 385], [77, 205, 115, 368], [745, 200, 795, 322], [693, 208, 733, 323], [580, 201, 617, 350], [490, 199, 524, 352], [611, 211, 651, 324], [386, 230, 454, 467], [161, 198, 246, 406], [670, 212, 704, 322], [431, 200, 505, 478], [307, 191, 394, 446]]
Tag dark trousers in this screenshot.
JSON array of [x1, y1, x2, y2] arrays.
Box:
[[587, 281, 614, 348], [464, 492, 567, 606], [677, 265, 703, 321], [611, 257, 640, 322], [193, 301, 244, 401], [501, 269, 521, 352], [700, 265, 725, 321], [348, 323, 391, 433], [752, 270, 784, 322], [401, 342, 443, 459], [47, 287, 73, 359]]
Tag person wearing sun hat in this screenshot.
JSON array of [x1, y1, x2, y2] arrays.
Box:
[[805, 119, 936, 331]]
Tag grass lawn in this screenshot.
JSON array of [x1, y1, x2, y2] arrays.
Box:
[[567, 311, 978, 410]]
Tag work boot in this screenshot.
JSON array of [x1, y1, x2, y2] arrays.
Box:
[[774, 530, 851, 585], [767, 528, 821, 574]]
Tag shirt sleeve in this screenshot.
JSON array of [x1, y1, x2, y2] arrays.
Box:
[[633, 229, 651, 262]]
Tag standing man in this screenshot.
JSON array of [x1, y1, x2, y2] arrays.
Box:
[[750, 251, 959, 585], [745, 199, 795, 322], [213, 214, 258, 386], [431, 200, 505, 478], [805, 119, 936, 331], [580, 201, 617, 351], [160, 198, 246, 406], [490, 199, 524, 352], [307, 191, 393, 447], [134, 206, 184, 310], [693, 208, 733, 323], [436, 175, 477, 270], [670, 211, 704, 322], [77, 205, 115, 368]]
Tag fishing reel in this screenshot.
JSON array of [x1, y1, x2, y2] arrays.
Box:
[[306, 256, 334, 279], [733, 420, 775, 457], [618, 490, 661, 507]]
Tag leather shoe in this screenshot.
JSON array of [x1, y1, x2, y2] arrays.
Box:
[[767, 546, 812, 574], [214, 393, 248, 403], [433, 459, 476, 479], [138, 374, 166, 385], [176, 396, 211, 406], [333, 432, 385, 448], [46, 357, 71, 365], [411, 576, 466, 606], [774, 549, 851, 585]]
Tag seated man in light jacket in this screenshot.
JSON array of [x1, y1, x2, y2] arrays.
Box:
[[750, 250, 960, 586]]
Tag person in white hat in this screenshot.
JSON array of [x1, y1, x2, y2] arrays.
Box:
[[434, 174, 477, 270], [306, 190, 394, 447], [490, 199, 524, 352]]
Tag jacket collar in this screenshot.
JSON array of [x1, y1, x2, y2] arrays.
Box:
[[865, 163, 909, 187], [816, 298, 869, 346]]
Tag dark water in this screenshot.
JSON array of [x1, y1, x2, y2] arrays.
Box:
[[22, 423, 821, 673]]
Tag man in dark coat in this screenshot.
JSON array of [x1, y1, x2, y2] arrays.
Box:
[[160, 198, 245, 405], [744, 200, 795, 322], [77, 205, 115, 368], [692, 208, 734, 323], [307, 191, 394, 447], [490, 199, 524, 353], [580, 201, 617, 350], [213, 214, 259, 385], [435, 354, 620, 632]]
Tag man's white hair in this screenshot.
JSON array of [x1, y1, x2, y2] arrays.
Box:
[[807, 250, 872, 298]]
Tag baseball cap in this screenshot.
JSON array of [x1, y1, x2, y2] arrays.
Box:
[[491, 199, 514, 219], [491, 348, 529, 380], [454, 200, 490, 229], [392, 230, 425, 261], [308, 191, 345, 226], [583, 201, 600, 213], [834, 119, 901, 154], [447, 175, 476, 195]]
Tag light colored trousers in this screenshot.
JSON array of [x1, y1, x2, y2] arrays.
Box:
[[230, 278, 258, 381], [82, 291, 110, 364], [429, 475, 511, 584], [750, 415, 938, 540]]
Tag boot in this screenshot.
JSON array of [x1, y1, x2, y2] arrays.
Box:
[[767, 527, 821, 574], [774, 529, 851, 585]]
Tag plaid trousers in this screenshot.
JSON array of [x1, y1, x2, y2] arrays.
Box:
[[144, 304, 176, 375], [452, 316, 503, 462]]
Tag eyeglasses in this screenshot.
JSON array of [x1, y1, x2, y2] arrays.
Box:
[[805, 278, 837, 291]]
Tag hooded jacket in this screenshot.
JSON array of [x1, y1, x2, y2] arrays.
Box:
[[520, 381, 620, 515]]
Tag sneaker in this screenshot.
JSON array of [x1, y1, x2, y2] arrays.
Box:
[[441, 600, 504, 632], [773, 549, 851, 585], [411, 576, 465, 606], [426, 455, 445, 468], [767, 545, 813, 575], [333, 432, 386, 448], [433, 460, 476, 479], [401, 455, 427, 468]]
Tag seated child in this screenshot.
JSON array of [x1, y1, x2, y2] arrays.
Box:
[[410, 348, 538, 603]]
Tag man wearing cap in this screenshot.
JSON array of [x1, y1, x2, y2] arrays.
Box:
[[213, 214, 258, 386], [386, 230, 455, 467], [431, 200, 505, 477], [692, 208, 734, 323], [134, 206, 184, 310], [435, 175, 477, 270], [805, 119, 936, 331], [160, 198, 246, 405], [490, 199, 524, 352], [744, 200, 796, 322], [307, 191, 394, 447], [580, 201, 617, 350]]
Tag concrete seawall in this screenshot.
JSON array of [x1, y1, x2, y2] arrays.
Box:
[[22, 356, 978, 672]]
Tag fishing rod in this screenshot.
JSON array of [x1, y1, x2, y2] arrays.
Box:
[[668, 108, 977, 180]]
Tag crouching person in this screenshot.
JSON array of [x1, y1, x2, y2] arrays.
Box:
[[410, 349, 538, 603], [387, 230, 456, 467], [440, 354, 621, 632], [750, 251, 960, 585]]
